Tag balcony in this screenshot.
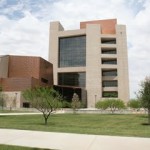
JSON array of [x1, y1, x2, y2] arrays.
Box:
[[101, 38, 116, 44], [101, 58, 117, 65], [101, 47, 117, 54]]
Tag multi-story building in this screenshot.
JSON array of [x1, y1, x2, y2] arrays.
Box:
[[0, 55, 53, 108], [49, 19, 129, 108]]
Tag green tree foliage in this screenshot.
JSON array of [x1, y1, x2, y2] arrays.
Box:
[[62, 101, 71, 108], [0, 86, 5, 110], [127, 99, 141, 111], [137, 76, 150, 124], [96, 99, 125, 113], [22, 87, 62, 125], [71, 93, 81, 114]]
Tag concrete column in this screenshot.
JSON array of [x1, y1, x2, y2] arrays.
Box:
[[49, 22, 64, 85], [116, 25, 129, 103], [86, 24, 102, 108]]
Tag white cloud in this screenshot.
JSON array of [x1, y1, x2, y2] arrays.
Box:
[[0, 0, 149, 98], [0, 11, 49, 59]]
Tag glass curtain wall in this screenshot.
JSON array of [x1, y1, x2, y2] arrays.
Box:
[[59, 35, 86, 67]]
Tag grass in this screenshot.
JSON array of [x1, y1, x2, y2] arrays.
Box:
[[0, 114, 150, 137], [0, 144, 51, 150]]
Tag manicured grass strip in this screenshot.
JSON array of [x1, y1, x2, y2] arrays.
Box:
[[0, 114, 150, 137], [0, 144, 51, 150]]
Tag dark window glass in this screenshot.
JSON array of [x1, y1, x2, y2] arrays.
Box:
[[59, 36, 86, 67], [101, 48, 117, 54], [23, 102, 30, 108], [102, 80, 118, 87], [101, 38, 116, 44], [102, 69, 117, 76], [58, 72, 85, 87], [102, 59, 117, 64], [54, 85, 82, 102], [41, 78, 48, 83], [102, 91, 118, 97]]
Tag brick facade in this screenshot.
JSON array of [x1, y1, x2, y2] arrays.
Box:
[[0, 55, 53, 91]]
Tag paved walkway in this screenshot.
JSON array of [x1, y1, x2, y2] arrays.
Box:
[[0, 129, 150, 150]]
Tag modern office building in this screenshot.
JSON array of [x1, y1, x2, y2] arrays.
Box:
[[0, 55, 53, 108], [49, 19, 129, 108]]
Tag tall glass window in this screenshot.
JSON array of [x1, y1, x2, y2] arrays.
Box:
[[59, 36, 86, 67], [58, 72, 85, 87]]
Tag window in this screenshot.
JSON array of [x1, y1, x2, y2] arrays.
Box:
[[41, 78, 48, 83], [23, 102, 30, 108], [101, 48, 117, 54], [102, 59, 117, 65], [102, 91, 118, 98], [59, 36, 86, 67], [58, 72, 85, 87], [102, 80, 118, 87], [101, 38, 116, 44], [102, 69, 117, 76]]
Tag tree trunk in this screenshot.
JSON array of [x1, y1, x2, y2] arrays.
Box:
[[44, 117, 48, 125], [148, 108, 150, 125]]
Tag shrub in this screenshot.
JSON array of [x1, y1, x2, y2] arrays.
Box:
[[96, 99, 125, 113]]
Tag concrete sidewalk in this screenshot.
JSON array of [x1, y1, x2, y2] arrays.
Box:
[[0, 129, 150, 150]]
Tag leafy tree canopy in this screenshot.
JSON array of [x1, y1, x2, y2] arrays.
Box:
[[22, 87, 62, 125]]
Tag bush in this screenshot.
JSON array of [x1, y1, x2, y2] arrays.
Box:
[[62, 101, 71, 108], [71, 93, 81, 114], [96, 99, 125, 113], [127, 99, 141, 110]]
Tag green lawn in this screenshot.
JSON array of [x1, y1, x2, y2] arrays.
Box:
[[0, 114, 150, 137], [0, 144, 51, 150]]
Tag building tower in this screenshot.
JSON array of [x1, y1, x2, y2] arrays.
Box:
[[49, 19, 129, 108]]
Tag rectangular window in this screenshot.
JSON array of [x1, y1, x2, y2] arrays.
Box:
[[101, 48, 117, 54], [102, 59, 117, 65], [41, 78, 48, 83], [102, 80, 118, 87], [58, 72, 85, 87], [102, 69, 117, 76], [102, 91, 118, 98], [59, 36, 86, 67], [101, 38, 116, 44]]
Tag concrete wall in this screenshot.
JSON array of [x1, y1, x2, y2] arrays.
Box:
[[86, 24, 102, 107], [116, 25, 129, 102], [49, 20, 129, 108], [3, 91, 21, 108], [49, 21, 86, 85]]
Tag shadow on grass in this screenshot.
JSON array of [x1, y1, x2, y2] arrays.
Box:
[[141, 123, 150, 126], [0, 116, 7, 118], [138, 115, 148, 118]]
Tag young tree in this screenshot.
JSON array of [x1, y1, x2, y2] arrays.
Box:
[[23, 87, 62, 125], [137, 76, 150, 125], [0, 86, 5, 110], [96, 99, 125, 113], [127, 99, 141, 111], [71, 93, 81, 114], [108, 99, 125, 113], [95, 100, 108, 111]]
